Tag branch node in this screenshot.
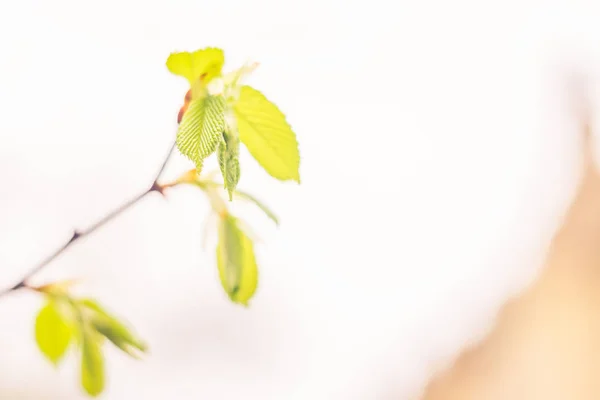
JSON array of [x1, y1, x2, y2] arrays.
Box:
[[150, 182, 165, 196], [10, 281, 26, 291], [0, 140, 176, 296]]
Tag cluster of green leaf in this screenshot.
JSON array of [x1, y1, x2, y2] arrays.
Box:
[[166, 47, 301, 199], [34, 282, 146, 397], [166, 47, 299, 304], [29, 47, 299, 397], [171, 169, 279, 305]]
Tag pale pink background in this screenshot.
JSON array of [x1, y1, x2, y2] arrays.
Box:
[[1, 0, 600, 399]]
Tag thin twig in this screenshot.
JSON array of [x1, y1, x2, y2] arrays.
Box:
[[0, 141, 177, 297]]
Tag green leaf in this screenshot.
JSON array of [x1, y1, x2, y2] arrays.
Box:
[[195, 179, 278, 225], [234, 86, 300, 182], [35, 300, 73, 366], [80, 299, 147, 358], [217, 118, 241, 201], [166, 48, 225, 86], [81, 330, 105, 397], [217, 215, 243, 297], [216, 214, 259, 305], [231, 189, 279, 226], [177, 95, 226, 173]]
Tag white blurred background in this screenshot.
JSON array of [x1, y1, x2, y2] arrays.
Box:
[[1, 0, 600, 399]]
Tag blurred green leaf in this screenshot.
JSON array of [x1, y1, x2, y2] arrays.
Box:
[[193, 178, 278, 225], [34, 279, 79, 296], [35, 300, 73, 366], [80, 299, 147, 358], [231, 189, 279, 226], [216, 214, 258, 305], [223, 62, 259, 102], [166, 48, 225, 86], [81, 330, 104, 397]]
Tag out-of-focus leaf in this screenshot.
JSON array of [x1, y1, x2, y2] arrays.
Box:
[[196, 179, 278, 226], [223, 62, 259, 87], [166, 48, 225, 86], [80, 299, 147, 358], [35, 300, 73, 366], [34, 279, 79, 296], [216, 214, 258, 305], [81, 330, 105, 397], [231, 189, 278, 226], [223, 62, 259, 103]]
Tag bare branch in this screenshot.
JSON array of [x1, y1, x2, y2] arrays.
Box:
[[0, 140, 177, 297]]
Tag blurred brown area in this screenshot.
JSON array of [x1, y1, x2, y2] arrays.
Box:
[[422, 109, 600, 399]]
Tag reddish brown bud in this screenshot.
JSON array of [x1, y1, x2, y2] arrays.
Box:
[[177, 105, 188, 124]]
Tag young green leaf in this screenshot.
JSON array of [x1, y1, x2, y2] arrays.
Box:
[[166, 48, 225, 86], [80, 299, 147, 358], [234, 85, 300, 182], [177, 95, 226, 173], [217, 141, 239, 201], [81, 330, 105, 397], [35, 300, 73, 366], [216, 214, 259, 305], [217, 118, 241, 201]]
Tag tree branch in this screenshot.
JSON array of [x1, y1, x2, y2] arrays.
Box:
[[0, 141, 178, 297]]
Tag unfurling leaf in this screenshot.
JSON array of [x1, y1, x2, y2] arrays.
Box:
[[81, 330, 105, 397], [217, 140, 240, 201], [177, 95, 226, 173], [35, 300, 73, 366], [216, 214, 258, 305], [80, 299, 147, 358], [223, 62, 259, 88], [166, 48, 224, 86], [234, 86, 300, 182], [34, 279, 79, 296], [218, 113, 241, 200], [223, 62, 260, 103]]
